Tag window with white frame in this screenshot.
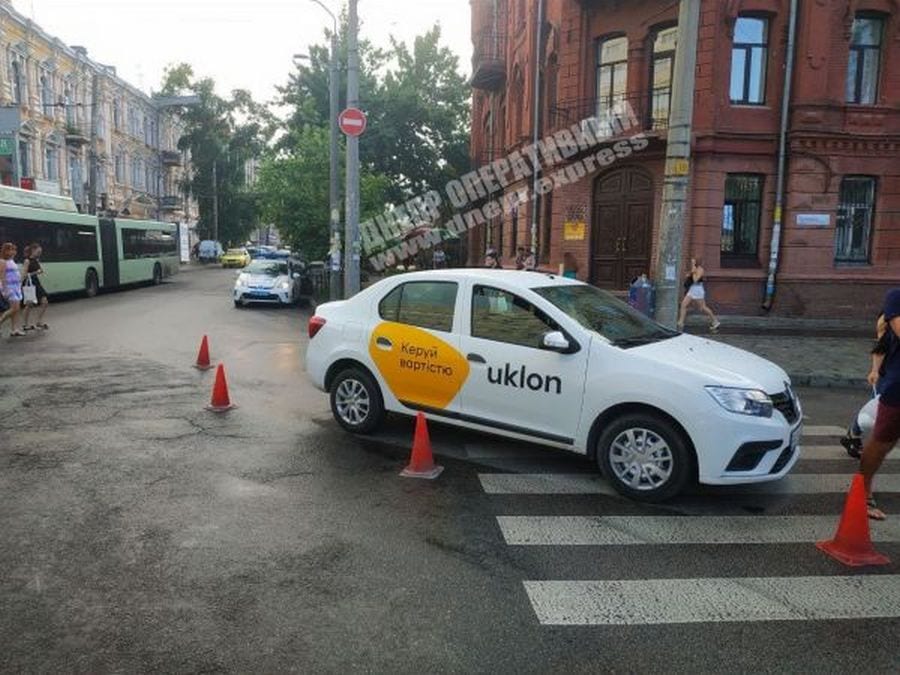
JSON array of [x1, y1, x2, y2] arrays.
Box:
[[40, 72, 54, 115], [11, 59, 25, 104]]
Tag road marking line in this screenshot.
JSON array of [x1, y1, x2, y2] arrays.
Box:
[[524, 576, 900, 625], [803, 425, 848, 437], [497, 515, 900, 545], [801, 445, 900, 461], [478, 473, 900, 495]]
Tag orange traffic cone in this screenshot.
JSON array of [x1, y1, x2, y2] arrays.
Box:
[[194, 335, 213, 371], [816, 473, 890, 567], [206, 364, 237, 412], [400, 412, 444, 480]]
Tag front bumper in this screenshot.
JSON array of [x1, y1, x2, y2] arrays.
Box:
[[234, 287, 291, 305], [693, 395, 803, 485]]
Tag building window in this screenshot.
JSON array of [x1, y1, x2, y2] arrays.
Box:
[[834, 176, 876, 264], [721, 174, 763, 261], [730, 16, 768, 105], [115, 152, 125, 184], [18, 140, 30, 178], [44, 145, 58, 181], [596, 36, 628, 118], [650, 26, 677, 129], [846, 15, 883, 105], [11, 60, 25, 104], [113, 100, 121, 130], [40, 73, 54, 115]]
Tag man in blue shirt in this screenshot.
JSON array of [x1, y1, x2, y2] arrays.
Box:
[[860, 288, 900, 520]]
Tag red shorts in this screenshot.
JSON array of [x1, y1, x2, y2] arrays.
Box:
[[872, 400, 900, 444]]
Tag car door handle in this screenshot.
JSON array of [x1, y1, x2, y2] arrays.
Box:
[[375, 336, 393, 350], [467, 353, 486, 363]]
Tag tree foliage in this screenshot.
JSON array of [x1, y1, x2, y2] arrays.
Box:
[[160, 64, 273, 245]]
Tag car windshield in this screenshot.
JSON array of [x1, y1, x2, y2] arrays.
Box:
[[533, 284, 678, 347], [245, 261, 288, 276], [226, 249, 245, 255]]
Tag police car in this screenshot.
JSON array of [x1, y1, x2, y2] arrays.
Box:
[[305, 270, 801, 501]]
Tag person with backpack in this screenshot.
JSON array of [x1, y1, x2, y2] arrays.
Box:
[[21, 242, 49, 332]]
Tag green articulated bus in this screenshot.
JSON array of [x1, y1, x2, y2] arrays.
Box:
[[0, 184, 179, 297]]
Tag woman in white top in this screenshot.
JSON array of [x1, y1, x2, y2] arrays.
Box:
[[677, 258, 721, 332]]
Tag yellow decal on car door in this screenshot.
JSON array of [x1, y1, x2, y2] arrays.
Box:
[[368, 322, 469, 409]]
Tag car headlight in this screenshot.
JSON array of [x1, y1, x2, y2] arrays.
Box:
[[705, 386, 773, 418], [236, 276, 248, 287], [279, 281, 291, 290]]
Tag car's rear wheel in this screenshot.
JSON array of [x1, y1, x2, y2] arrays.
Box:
[[596, 412, 692, 502], [330, 367, 385, 434]]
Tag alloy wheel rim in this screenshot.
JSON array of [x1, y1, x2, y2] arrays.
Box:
[[608, 427, 673, 491], [335, 379, 370, 426]]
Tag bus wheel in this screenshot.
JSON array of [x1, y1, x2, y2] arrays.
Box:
[[152, 263, 163, 285], [85, 269, 99, 298]]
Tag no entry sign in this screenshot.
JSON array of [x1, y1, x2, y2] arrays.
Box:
[[339, 107, 367, 137]]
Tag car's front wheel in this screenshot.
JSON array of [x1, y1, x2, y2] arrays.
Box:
[[330, 367, 385, 434], [595, 412, 693, 502]]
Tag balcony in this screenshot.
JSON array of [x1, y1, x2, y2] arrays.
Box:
[[160, 195, 181, 211], [471, 31, 507, 91], [550, 89, 672, 138], [161, 150, 182, 167], [65, 124, 90, 147]]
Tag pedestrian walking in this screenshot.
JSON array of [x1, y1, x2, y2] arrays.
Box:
[[21, 243, 49, 331], [841, 312, 890, 457], [484, 248, 501, 269], [432, 244, 447, 269], [0, 242, 24, 337], [515, 246, 528, 270], [859, 288, 900, 521], [677, 257, 721, 332]]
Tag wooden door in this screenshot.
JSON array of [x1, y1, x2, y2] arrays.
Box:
[[590, 168, 653, 289]]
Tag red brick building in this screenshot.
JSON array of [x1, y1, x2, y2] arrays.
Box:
[[468, 0, 900, 317]]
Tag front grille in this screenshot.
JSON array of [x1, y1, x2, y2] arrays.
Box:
[[770, 445, 795, 474], [770, 390, 798, 424]]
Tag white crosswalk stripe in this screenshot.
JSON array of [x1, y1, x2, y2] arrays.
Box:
[[497, 515, 900, 545], [524, 576, 900, 625], [479, 472, 900, 494], [801, 444, 900, 461], [478, 423, 900, 628]]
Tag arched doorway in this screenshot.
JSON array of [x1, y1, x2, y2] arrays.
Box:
[[590, 167, 654, 289]]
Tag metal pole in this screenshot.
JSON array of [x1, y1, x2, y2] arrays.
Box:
[[530, 0, 544, 259], [308, 0, 342, 299], [762, 0, 798, 310], [651, 0, 701, 329], [212, 158, 219, 243], [344, 0, 360, 296], [87, 71, 100, 215]]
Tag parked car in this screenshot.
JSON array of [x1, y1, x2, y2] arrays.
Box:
[[305, 270, 802, 502], [220, 247, 251, 268], [198, 240, 223, 263], [233, 259, 302, 307]]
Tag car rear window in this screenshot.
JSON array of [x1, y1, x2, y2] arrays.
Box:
[[378, 281, 457, 333]]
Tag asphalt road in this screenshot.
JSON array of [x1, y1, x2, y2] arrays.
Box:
[[1, 268, 898, 673]]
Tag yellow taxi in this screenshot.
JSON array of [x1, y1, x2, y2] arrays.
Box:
[[221, 248, 250, 269]]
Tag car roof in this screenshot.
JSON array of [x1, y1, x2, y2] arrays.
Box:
[[377, 268, 582, 289]]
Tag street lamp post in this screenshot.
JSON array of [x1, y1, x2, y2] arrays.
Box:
[[309, 0, 342, 300]]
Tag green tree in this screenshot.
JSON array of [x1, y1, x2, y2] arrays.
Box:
[[160, 64, 272, 245]]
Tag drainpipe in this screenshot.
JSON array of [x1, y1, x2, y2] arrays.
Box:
[[530, 0, 545, 257], [762, 0, 799, 310]]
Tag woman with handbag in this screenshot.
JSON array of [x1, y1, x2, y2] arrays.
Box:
[[0, 241, 24, 337], [21, 243, 49, 331]]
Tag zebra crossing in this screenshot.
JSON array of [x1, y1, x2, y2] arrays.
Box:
[[478, 427, 900, 627]]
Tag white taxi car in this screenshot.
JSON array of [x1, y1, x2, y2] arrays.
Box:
[[306, 270, 801, 501]]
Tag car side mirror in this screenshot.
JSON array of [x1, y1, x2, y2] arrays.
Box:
[[542, 331, 571, 353], [292, 272, 301, 279]]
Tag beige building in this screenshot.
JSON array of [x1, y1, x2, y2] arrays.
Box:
[[0, 0, 196, 227]]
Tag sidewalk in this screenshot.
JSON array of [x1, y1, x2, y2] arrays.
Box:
[[682, 317, 872, 388]]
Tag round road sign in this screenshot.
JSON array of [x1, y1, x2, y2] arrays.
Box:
[[339, 107, 367, 137]]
